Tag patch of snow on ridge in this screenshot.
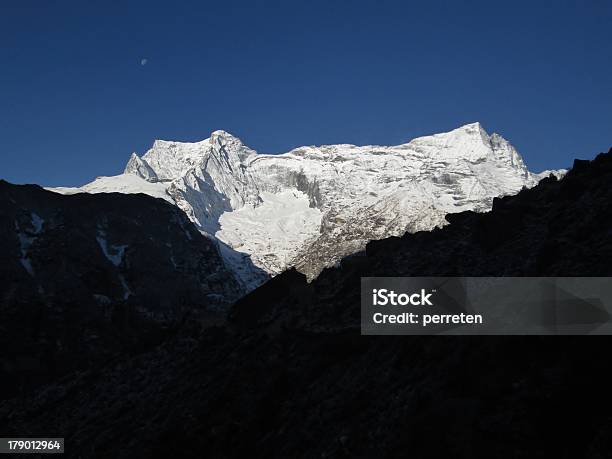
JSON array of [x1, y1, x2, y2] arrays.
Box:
[[47, 174, 172, 202], [96, 229, 128, 267], [14, 213, 44, 277], [31, 212, 44, 233], [17, 231, 35, 276], [535, 169, 567, 181], [118, 274, 132, 300]]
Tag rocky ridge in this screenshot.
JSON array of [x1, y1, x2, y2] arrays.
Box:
[[0, 181, 242, 397]]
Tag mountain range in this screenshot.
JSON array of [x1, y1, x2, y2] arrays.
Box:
[[3, 147, 611, 458], [5, 122, 571, 398], [50, 122, 564, 289]]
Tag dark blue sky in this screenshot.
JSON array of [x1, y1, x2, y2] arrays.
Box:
[[1, 0, 611, 186]]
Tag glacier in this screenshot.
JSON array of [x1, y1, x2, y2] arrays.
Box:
[[48, 122, 565, 290]]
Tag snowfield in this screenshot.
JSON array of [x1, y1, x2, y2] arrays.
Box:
[[49, 174, 172, 203], [217, 190, 322, 275]]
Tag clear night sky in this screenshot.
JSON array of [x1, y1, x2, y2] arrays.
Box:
[[1, 0, 611, 186]]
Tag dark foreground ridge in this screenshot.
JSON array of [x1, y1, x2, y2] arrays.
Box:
[[0, 182, 241, 397], [2, 148, 612, 458]]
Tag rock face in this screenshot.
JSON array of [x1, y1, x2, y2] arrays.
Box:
[[0, 181, 242, 397], [4, 148, 610, 459], [50, 123, 564, 289]]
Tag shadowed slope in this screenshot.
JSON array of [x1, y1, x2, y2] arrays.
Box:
[[2, 148, 611, 458]]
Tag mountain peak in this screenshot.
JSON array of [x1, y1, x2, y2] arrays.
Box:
[[124, 152, 158, 182], [210, 129, 232, 137], [209, 129, 242, 146], [461, 121, 484, 130], [456, 121, 488, 138]]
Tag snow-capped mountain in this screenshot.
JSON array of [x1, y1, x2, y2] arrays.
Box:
[[50, 122, 564, 290]]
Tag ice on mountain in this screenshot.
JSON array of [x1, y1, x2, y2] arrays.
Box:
[[49, 122, 565, 289], [96, 230, 128, 267], [118, 273, 132, 300], [31, 212, 44, 233], [15, 213, 44, 277]]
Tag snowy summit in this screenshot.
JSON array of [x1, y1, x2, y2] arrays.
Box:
[[49, 123, 565, 290]]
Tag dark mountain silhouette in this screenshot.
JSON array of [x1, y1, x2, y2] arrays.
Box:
[[0, 181, 242, 397], [2, 148, 612, 458]]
